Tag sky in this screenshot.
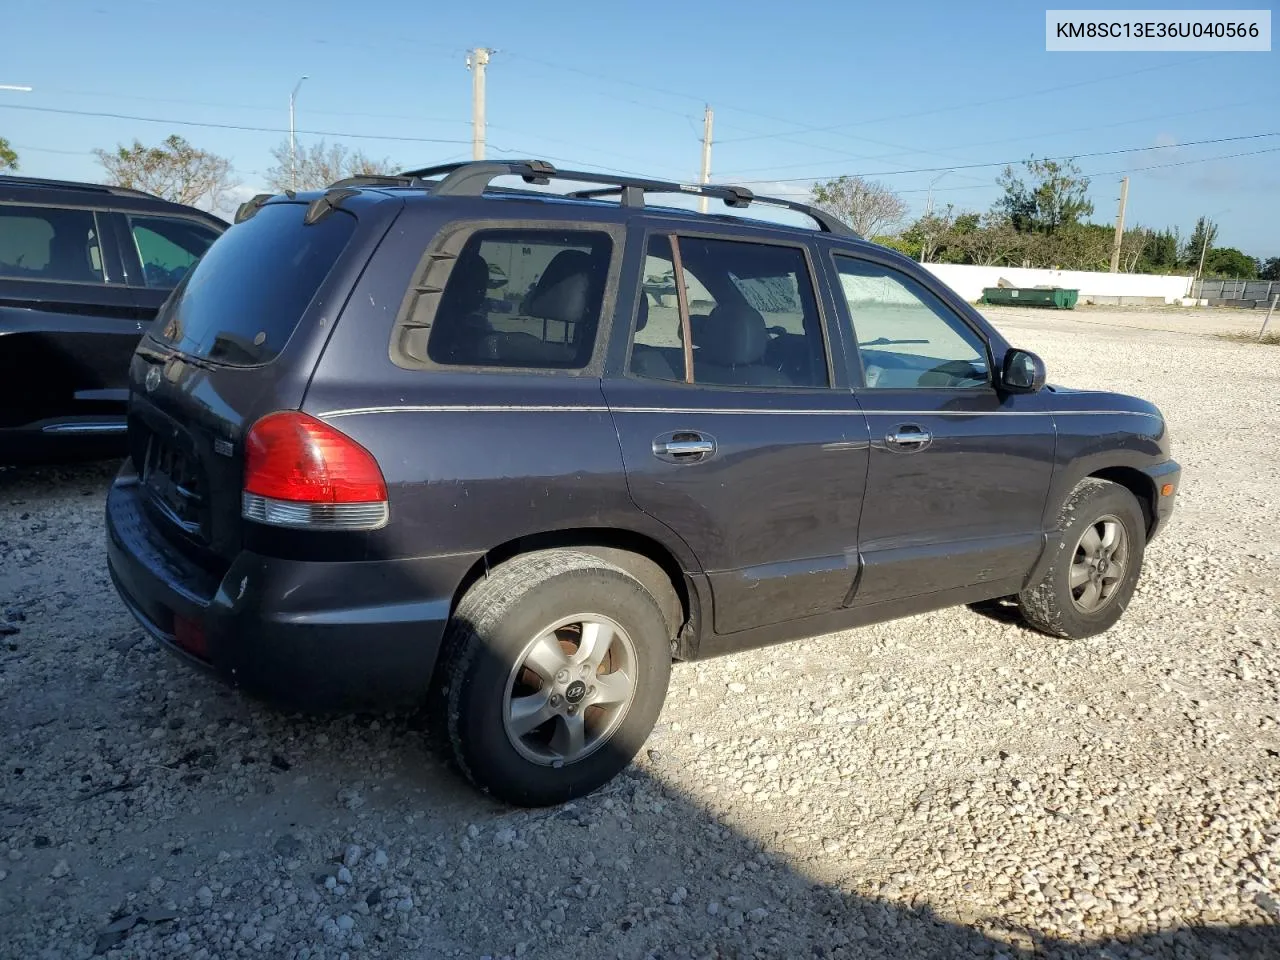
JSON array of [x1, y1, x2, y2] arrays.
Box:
[[2, 0, 1277, 257]]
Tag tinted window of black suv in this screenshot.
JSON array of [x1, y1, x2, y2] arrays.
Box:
[[0, 176, 226, 464], [0, 204, 104, 283]]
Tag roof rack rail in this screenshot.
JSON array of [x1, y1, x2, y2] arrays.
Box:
[[392, 159, 857, 237], [0, 174, 160, 201], [326, 174, 428, 189]]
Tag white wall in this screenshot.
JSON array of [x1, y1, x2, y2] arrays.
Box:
[[920, 263, 1193, 304]]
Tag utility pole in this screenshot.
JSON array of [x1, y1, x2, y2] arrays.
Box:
[[1109, 176, 1129, 273], [289, 75, 308, 191], [921, 171, 951, 264], [468, 48, 492, 161], [697, 104, 714, 214]]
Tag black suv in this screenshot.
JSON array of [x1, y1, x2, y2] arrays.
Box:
[[104, 160, 1181, 807], [0, 175, 226, 463]]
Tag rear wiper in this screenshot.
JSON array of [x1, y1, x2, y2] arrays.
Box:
[[859, 337, 928, 346]]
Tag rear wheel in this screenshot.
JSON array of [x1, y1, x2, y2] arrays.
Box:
[[1018, 478, 1147, 639], [433, 549, 672, 807]]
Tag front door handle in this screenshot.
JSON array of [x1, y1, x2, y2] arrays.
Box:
[[653, 431, 717, 463], [885, 424, 932, 451]]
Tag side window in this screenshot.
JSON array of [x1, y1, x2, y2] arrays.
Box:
[[834, 256, 990, 390], [0, 205, 104, 283], [129, 216, 219, 289], [630, 234, 829, 389], [629, 235, 685, 382], [426, 228, 612, 369]]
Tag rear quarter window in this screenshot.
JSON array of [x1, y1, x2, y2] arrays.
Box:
[[0, 204, 104, 283], [395, 227, 614, 371], [152, 202, 355, 366]]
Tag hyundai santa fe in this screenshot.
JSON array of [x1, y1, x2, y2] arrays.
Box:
[[105, 160, 1181, 807]]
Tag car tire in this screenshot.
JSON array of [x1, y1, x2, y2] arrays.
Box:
[[432, 549, 672, 807], [1018, 478, 1147, 640]]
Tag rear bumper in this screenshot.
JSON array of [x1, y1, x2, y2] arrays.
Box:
[[1140, 458, 1181, 541], [105, 473, 480, 712]]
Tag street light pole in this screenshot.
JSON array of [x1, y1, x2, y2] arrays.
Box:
[[289, 75, 309, 190]]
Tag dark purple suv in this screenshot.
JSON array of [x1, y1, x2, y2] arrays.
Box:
[[105, 160, 1181, 806]]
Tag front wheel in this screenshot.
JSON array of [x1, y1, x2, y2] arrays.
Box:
[[1018, 478, 1147, 639], [433, 549, 672, 807]]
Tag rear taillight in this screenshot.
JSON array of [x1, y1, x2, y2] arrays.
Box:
[[242, 411, 388, 530]]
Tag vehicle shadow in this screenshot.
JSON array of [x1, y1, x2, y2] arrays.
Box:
[[7, 463, 1275, 959], [432, 611, 1280, 959], [966, 596, 1030, 627]]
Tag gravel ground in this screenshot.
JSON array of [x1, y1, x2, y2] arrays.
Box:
[[1, 307, 1278, 960]]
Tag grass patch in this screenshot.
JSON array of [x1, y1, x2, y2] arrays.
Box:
[[1216, 330, 1280, 346]]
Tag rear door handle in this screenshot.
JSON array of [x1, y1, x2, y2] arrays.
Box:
[[653, 432, 717, 463], [885, 424, 932, 451]]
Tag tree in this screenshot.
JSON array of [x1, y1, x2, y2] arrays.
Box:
[[810, 175, 908, 238], [1139, 228, 1181, 274], [1184, 216, 1219, 273], [1041, 223, 1112, 271], [1118, 226, 1153, 274], [870, 234, 919, 259], [904, 204, 957, 264], [0, 136, 17, 172], [265, 140, 398, 192], [993, 157, 1093, 234], [94, 135, 236, 211], [1204, 247, 1258, 279], [1260, 257, 1280, 281], [955, 217, 1027, 266]]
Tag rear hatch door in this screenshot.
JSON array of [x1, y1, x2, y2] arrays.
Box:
[[125, 192, 400, 564]]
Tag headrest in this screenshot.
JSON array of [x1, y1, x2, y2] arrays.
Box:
[[636, 295, 649, 332], [695, 304, 769, 366], [524, 249, 601, 325], [440, 248, 490, 318]]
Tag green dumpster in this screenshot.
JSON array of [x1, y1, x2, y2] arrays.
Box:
[[981, 286, 1079, 309]]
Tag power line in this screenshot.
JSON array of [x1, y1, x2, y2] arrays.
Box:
[[717, 53, 1224, 146], [30, 87, 472, 126], [500, 50, 999, 180], [855, 144, 1280, 195], [0, 102, 474, 145], [501, 52, 701, 121], [10, 144, 95, 156], [717, 97, 1274, 178], [1084, 145, 1280, 180], [2, 95, 695, 184], [730, 132, 1280, 184]]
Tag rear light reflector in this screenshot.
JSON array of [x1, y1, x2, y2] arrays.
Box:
[[173, 614, 209, 660], [243, 411, 388, 531]]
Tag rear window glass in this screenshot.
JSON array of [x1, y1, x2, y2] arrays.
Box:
[[0, 204, 104, 283], [151, 203, 355, 366], [423, 228, 612, 369]]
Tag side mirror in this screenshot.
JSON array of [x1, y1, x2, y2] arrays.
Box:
[[1001, 348, 1046, 393]]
